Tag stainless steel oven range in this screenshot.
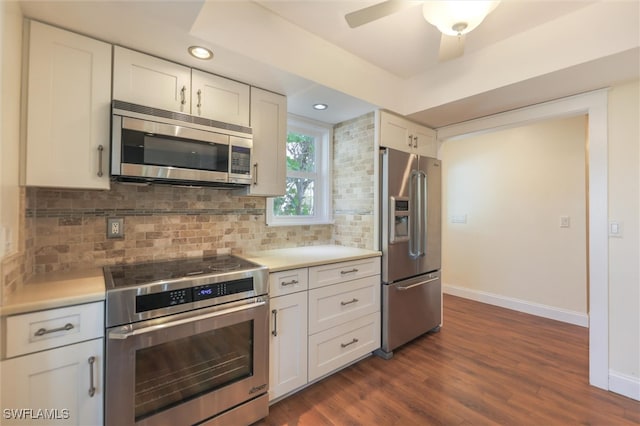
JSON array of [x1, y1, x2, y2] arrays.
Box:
[[103, 255, 269, 426]]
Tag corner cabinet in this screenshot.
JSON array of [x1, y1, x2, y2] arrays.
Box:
[[248, 87, 287, 196], [1, 302, 104, 426], [378, 110, 438, 157], [23, 21, 111, 189]]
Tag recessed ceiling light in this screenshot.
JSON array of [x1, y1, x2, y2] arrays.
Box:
[[313, 103, 328, 111], [188, 46, 213, 60]]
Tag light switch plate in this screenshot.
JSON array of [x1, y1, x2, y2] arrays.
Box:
[[560, 216, 570, 228], [107, 217, 124, 239], [609, 221, 623, 238]]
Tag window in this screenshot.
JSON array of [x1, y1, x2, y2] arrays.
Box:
[[267, 115, 332, 226]]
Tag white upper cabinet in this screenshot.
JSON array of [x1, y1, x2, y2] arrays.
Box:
[[113, 46, 191, 113], [379, 110, 437, 157], [23, 21, 112, 189], [113, 47, 250, 127], [192, 69, 250, 127], [248, 87, 287, 196]]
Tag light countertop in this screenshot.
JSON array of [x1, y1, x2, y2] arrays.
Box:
[[1, 268, 105, 316], [244, 245, 381, 272]]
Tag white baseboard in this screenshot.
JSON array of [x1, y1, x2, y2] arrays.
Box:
[[443, 283, 589, 327], [609, 370, 640, 401]]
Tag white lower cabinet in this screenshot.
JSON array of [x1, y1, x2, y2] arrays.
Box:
[[1, 339, 103, 425], [267, 256, 381, 402], [269, 291, 308, 401], [0, 302, 104, 426]]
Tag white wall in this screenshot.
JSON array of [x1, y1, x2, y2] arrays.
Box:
[[0, 1, 23, 258], [607, 80, 640, 399], [442, 116, 588, 323]]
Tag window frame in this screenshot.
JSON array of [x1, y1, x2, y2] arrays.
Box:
[[266, 114, 333, 226]]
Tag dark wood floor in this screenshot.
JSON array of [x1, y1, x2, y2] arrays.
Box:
[[255, 294, 640, 425]]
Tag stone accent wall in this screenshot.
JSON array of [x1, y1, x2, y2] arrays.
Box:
[[27, 184, 333, 273], [332, 112, 376, 249]]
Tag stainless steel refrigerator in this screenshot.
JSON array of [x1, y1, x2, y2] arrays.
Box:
[[376, 147, 442, 359]]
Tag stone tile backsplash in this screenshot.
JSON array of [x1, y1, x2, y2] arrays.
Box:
[[27, 184, 333, 273]]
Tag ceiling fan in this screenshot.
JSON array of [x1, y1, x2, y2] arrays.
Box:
[[345, 0, 501, 61]]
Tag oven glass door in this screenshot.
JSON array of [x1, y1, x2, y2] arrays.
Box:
[[135, 321, 252, 420], [106, 299, 268, 426]]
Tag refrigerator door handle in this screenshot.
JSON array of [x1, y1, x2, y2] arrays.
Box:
[[420, 170, 428, 257], [396, 276, 439, 291], [409, 170, 420, 259]]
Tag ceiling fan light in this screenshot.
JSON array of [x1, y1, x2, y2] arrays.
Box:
[[423, 0, 500, 36]]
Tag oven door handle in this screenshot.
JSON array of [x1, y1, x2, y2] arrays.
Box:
[[108, 300, 267, 340]]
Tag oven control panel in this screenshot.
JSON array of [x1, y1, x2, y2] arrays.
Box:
[[135, 277, 254, 313]]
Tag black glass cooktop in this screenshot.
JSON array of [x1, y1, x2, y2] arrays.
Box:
[[104, 255, 262, 289]]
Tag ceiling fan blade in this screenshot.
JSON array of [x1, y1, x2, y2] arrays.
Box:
[[439, 34, 465, 62], [345, 0, 413, 28]]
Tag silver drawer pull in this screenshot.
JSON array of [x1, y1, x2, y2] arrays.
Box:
[[88, 356, 96, 397], [281, 279, 299, 286], [340, 298, 359, 306], [34, 323, 74, 337], [340, 268, 359, 275], [341, 338, 359, 348]]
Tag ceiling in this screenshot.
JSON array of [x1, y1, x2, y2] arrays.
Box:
[[17, 0, 640, 128]]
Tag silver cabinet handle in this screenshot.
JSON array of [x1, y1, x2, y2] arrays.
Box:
[[413, 135, 418, 148], [253, 163, 259, 185], [281, 279, 299, 286], [180, 86, 186, 105], [340, 298, 359, 306], [341, 338, 359, 348], [34, 322, 74, 337], [397, 276, 439, 291], [271, 309, 278, 336], [196, 89, 202, 109], [408, 134, 413, 147], [97, 145, 104, 177], [340, 268, 358, 275], [88, 356, 96, 397]]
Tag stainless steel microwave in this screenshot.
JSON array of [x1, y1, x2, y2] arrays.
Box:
[[111, 101, 253, 187]]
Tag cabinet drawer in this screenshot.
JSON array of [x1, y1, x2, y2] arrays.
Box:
[[308, 312, 380, 382], [269, 268, 308, 297], [308, 258, 380, 289], [308, 276, 380, 335], [5, 302, 104, 358]]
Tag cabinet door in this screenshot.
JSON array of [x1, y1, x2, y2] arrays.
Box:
[[192, 69, 250, 127], [414, 124, 438, 158], [269, 292, 308, 401], [1, 338, 104, 426], [24, 21, 111, 189], [113, 46, 191, 113], [379, 110, 413, 153], [248, 87, 287, 196]]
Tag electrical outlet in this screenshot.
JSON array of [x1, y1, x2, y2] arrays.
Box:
[[107, 218, 124, 239]]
